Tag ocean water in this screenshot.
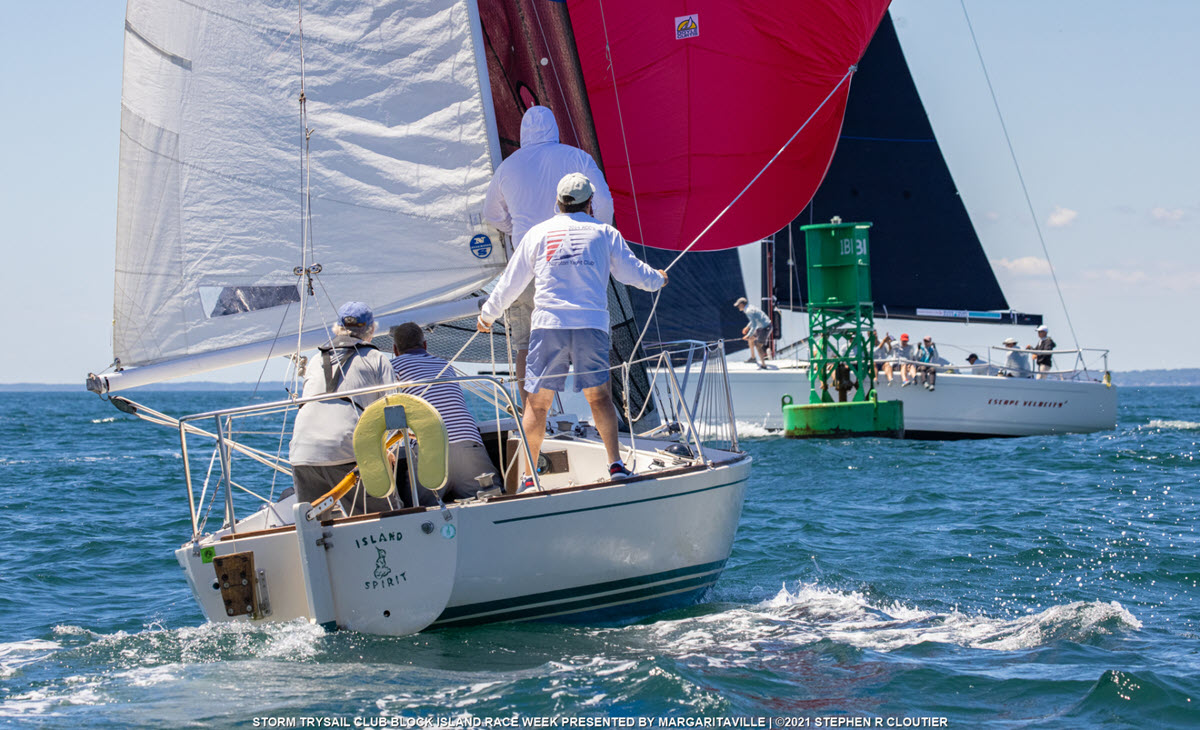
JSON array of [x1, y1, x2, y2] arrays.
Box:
[[0, 387, 1197, 728]]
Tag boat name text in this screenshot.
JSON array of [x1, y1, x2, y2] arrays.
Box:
[[355, 531, 402, 549], [987, 399, 1066, 408]]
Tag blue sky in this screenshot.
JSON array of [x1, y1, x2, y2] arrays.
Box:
[[0, 0, 1195, 384]]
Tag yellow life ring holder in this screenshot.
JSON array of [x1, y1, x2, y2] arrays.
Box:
[[353, 393, 449, 498]]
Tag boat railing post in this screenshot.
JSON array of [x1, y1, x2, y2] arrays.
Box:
[[384, 404, 420, 509], [662, 358, 707, 461], [179, 421, 200, 545], [215, 415, 235, 532], [688, 346, 710, 423], [676, 342, 697, 405], [715, 341, 739, 453]]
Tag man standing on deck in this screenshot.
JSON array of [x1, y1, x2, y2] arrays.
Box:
[[477, 173, 666, 491], [482, 106, 614, 401], [734, 297, 771, 368], [1027, 324, 1056, 379]]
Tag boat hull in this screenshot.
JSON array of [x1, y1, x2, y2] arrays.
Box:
[[177, 454, 751, 633], [724, 364, 1117, 437]]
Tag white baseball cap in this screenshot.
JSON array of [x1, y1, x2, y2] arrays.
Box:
[[557, 173, 595, 205]]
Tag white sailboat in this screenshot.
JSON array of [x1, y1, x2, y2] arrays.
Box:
[[88, 0, 889, 633]]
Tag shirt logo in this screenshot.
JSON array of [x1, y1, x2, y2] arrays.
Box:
[[675, 14, 699, 40], [469, 233, 493, 259], [545, 229, 580, 263]]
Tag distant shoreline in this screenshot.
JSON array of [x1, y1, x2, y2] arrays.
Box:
[[5, 368, 1199, 390]]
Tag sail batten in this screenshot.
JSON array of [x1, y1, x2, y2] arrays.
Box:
[[112, 0, 506, 372]]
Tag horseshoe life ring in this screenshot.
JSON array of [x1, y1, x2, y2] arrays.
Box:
[[353, 393, 449, 498]]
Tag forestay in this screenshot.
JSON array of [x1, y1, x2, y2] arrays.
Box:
[[114, 0, 504, 374]]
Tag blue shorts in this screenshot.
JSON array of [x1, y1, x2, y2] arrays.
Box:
[[525, 328, 611, 393]]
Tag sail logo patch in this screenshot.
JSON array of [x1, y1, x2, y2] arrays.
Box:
[[675, 14, 699, 40], [469, 234, 493, 259]]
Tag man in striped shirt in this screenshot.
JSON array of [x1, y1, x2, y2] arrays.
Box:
[[390, 323, 502, 506]]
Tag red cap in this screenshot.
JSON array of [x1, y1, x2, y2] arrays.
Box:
[[900, 333, 909, 341]]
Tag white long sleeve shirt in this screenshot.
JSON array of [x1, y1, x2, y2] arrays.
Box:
[[481, 212, 664, 331]]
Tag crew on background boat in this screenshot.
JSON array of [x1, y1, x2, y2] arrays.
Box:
[[1027, 324, 1056, 379], [289, 302, 397, 513], [477, 173, 666, 490], [874, 332, 894, 383], [892, 333, 916, 386], [1001, 336, 1032, 378], [734, 297, 771, 369], [390, 322, 503, 504], [917, 335, 940, 391], [482, 106, 614, 401], [964, 352, 989, 375]]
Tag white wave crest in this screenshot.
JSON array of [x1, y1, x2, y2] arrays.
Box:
[[690, 420, 776, 440], [90, 417, 118, 424], [0, 639, 61, 678], [632, 583, 1141, 658], [1146, 419, 1200, 430]]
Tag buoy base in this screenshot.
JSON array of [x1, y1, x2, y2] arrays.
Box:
[[783, 399, 904, 439]]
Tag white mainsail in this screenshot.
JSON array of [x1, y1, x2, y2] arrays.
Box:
[[111, 0, 502, 385]]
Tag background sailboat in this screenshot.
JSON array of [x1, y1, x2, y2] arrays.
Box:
[[637, 10, 1116, 438]]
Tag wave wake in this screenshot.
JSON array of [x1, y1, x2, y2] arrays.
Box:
[[633, 583, 1142, 661], [1145, 419, 1200, 430]]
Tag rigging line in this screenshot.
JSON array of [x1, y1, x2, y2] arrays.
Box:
[[414, 330, 482, 401], [625, 66, 857, 359], [528, 0, 579, 143], [295, 0, 312, 372], [663, 65, 856, 274], [593, 0, 664, 349], [958, 0, 1080, 351], [594, 0, 646, 246], [252, 300, 295, 399]]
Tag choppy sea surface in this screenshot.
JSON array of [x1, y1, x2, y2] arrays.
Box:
[[0, 386, 1197, 728]]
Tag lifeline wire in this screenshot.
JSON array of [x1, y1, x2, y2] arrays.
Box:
[[959, 0, 1080, 351]]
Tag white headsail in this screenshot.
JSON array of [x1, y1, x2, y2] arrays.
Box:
[[106, 0, 502, 390]]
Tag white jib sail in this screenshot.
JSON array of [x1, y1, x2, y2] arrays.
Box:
[[111, 0, 503, 382]]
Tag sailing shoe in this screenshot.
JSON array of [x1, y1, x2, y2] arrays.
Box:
[[928, 385, 935, 392], [609, 462, 634, 480], [518, 475, 536, 494], [901, 380, 911, 387]]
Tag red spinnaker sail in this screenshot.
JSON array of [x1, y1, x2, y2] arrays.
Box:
[[565, 0, 890, 251]]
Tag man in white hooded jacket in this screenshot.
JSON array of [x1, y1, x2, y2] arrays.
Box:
[[482, 106, 614, 398], [478, 173, 664, 490]]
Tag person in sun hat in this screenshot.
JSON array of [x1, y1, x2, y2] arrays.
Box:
[[288, 301, 397, 513], [478, 173, 667, 490], [1026, 324, 1056, 379], [1000, 335, 1032, 378]]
